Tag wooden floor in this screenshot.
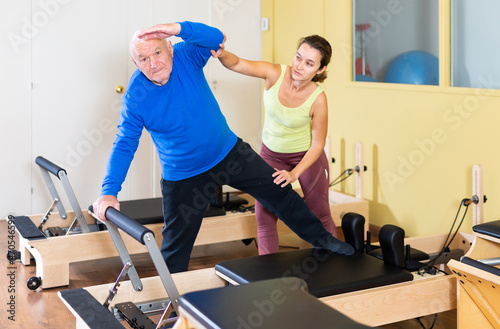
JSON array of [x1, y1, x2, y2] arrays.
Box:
[[0, 219, 456, 328]]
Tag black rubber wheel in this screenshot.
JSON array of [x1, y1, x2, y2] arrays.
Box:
[[27, 276, 42, 290], [7, 250, 16, 261]]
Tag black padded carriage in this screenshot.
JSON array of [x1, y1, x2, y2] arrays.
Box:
[[215, 248, 413, 298], [215, 213, 415, 298]]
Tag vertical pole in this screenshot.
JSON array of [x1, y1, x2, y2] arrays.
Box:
[[355, 142, 364, 200], [472, 164, 484, 226]]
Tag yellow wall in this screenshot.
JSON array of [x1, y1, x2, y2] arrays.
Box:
[[263, 0, 500, 236]]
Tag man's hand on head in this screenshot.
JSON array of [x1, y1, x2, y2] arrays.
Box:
[[137, 23, 181, 40], [92, 195, 120, 221]]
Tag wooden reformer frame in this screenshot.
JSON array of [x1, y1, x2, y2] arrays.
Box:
[[448, 217, 500, 328], [60, 165, 486, 328]]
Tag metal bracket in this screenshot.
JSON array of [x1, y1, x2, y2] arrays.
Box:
[[38, 197, 60, 232], [104, 261, 133, 309], [44, 227, 66, 237], [115, 302, 157, 329], [58, 171, 90, 233], [39, 168, 67, 219], [428, 249, 464, 265]]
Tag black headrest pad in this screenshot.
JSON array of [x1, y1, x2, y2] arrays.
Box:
[[342, 212, 366, 252], [473, 220, 500, 240], [378, 224, 405, 268]]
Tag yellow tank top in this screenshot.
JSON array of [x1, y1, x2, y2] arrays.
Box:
[[262, 65, 323, 153]]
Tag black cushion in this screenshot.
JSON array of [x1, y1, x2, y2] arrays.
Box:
[[119, 198, 164, 225], [342, 212, 366, 252], [59, 288, 123, 329], [368, 247, 430, 262], [473, 220, 500, 239], [179, 278, 377, 329], [119, 198, 227, 226], [12, 216, 46, 240], [215, 248, 413, 298]]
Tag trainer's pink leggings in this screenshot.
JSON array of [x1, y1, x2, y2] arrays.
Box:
[[255, 144, 337, 255]]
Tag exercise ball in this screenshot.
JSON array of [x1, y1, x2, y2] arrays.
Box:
[[384, 50, 438, 85], [355, 74, 377, 82]]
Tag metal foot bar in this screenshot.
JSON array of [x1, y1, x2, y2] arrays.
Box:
[[97, 206, 181, 316]]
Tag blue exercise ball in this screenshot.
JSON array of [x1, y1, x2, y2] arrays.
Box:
[[384, 50, 438, 85], [355, 74, 377, 82]]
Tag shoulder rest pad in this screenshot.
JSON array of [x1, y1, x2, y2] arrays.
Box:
[[473, 220, 500, 239]]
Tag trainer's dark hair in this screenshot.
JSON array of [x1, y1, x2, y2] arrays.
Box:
[[298, 35, 332, 83]]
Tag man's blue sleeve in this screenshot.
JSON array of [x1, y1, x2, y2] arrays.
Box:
[[177, 21, 224, 51]]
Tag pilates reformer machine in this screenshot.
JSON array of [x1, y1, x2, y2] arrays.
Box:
[[7, 156, 256, 290], [60, 164, 487, 328], [60, 207, 376, 329], [8, 156, 98, 289], [59, 209, 452, 328], [9, 142, 369, 290]]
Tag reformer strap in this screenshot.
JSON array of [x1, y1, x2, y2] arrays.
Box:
[[36, 156, 66, 178], [105, 207, 154, 245]]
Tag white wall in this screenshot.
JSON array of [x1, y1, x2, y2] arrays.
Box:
[[1, 1, 32, 218]]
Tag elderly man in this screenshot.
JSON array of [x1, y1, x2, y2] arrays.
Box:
[[93, 21, 354, 273]]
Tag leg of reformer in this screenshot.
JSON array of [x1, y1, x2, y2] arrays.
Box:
[[18, 236, 32, 265], [29, 245, 70, 288]]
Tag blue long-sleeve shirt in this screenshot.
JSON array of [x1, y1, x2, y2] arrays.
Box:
[[101, 21, 237, 197]]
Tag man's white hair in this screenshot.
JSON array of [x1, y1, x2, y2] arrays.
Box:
[[129, 30, 168, 58], [129, 30, 142, 57]]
